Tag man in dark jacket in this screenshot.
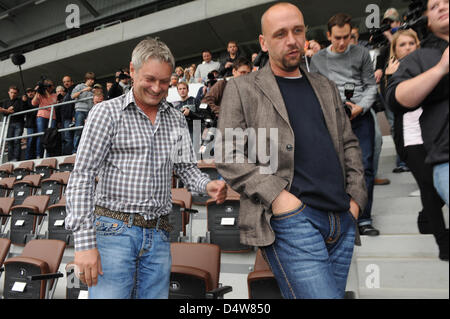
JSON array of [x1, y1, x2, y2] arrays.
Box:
[[1, 86, 24, 161], [387, 0, 449, 206], [218, 41, 244, 78], [60, 75, 76, 155], [22, 88, 38, 160]]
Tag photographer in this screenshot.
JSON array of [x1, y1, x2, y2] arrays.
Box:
[[32, 78, 57, 158], [387, 0, 449, 206]]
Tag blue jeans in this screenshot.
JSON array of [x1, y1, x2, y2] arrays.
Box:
[[89, 215, 172, 299], [62, 119, 74, 155], [7, 121, 24, 161], [262, 203, 356, 299], [36, 117, 56, 158], [73, 111, 88, 153], [351, 112, 375, 226], [26, 128, 36, 160], [433, 162, 449, 207]]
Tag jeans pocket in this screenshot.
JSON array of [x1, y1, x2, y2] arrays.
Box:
[[157, 229, 170, 243], [272, 202, 306, 221], [95, 216, 126, 236], [347, 211, 357, 224]]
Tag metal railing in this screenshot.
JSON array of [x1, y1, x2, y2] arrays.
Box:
[[0, 97, 92, 164]]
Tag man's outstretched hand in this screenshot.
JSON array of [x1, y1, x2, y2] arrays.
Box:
[[206, 180, 227, 204]]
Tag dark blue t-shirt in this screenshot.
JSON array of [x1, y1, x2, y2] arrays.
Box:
[[275, 75, 350, 212]]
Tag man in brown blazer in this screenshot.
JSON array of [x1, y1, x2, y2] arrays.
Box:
[[216, 2, 367, 299]]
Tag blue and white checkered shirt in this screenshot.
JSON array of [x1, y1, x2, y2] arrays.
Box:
[[65, 89, 210, 251]]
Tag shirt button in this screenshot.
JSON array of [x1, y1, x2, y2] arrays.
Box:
[[286, 144, 293, 151]]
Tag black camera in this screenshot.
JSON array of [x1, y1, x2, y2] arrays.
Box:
[[369, 0, 428, 47], [36, 76, 50, 95], [253, 51, 269, 69], [204, 71, 218, 88], [343, 83, 355, 118]]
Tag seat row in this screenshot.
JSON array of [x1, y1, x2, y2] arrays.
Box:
[[0, 238, 282, 299], [0, 156, 76, 180], [0, 187, 249, 254]]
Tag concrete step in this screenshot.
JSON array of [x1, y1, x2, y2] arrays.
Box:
[[355, 257, 449, 292], [358, 287, 449, 299], [355, 234, 441, 258]]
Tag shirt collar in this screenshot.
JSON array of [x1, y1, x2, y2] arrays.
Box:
[[122, 87, 171, 112]]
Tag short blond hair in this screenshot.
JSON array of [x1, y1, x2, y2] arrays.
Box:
[[132, 37, 175, 72]]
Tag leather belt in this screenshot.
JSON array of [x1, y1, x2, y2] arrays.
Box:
[[94, 206, 173, 233]]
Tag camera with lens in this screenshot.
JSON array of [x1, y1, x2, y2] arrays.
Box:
[[343, 83, 355, 118], [253, 51, 269, 69], [369, 0, 428, 47], [204, 71, 218, 88], [36, 76, 50, 95]]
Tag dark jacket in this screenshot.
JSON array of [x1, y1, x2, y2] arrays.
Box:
[[2, 98, 24, 123], [59, 85, 76, 121], [218, 51, 244, 78], [22, 99, 37, 128], [387, 34, 449, 166]]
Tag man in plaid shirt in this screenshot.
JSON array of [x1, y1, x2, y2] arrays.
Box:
[[65, 37, 227, 299]]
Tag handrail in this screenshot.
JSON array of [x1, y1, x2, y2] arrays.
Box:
[[0, 96, 93, 163]]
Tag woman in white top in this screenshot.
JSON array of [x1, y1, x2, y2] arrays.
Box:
[[387, 29, 447, 261]]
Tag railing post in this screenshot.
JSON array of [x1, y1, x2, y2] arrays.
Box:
[[0, 114, 11, 164]]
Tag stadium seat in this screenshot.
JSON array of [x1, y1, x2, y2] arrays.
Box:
[[45, 197, 73, 246], [12, 161, 34, 180], [2, 239, 65, 299], [0, 238, 11, 279], [65, 261, 88, 299], [169, 242, 232, 299], [201, 191, 251, 253], [0, 197, 14, 238], [247, 249, 282, 299], [0, 163, 14, 178], [0, 177, 16, 197], [40, 172, 70, 205], [169, 188, 197, 242], [13, 174, 42, 205], [191, 160, 220, 205], [58, 155, 76, 172], [35, 158, 57, 179], [9, 195, 50, 245]]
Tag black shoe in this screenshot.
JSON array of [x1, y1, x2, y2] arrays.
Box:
[[359, 225, 380, 236], [438, 230, 449, 261], [392, 166, 410, 173], [417, 211, 433, 234]]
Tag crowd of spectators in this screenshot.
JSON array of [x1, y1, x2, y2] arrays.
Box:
[[1, 4, 448, 259]]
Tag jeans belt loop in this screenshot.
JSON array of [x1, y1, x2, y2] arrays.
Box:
[[155, 217, 161, 231], [127, 213, 134, 228]]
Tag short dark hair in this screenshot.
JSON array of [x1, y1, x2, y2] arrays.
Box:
[[202, 49, 212, 56], [8, 85, 19, 92], [232, 57, 252, 70], [327, 13, 352, 33]]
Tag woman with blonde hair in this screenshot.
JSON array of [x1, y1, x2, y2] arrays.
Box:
[[387, 29, 448, 261]]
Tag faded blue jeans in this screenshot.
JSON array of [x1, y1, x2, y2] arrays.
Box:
[[262, 203, 356, 299], [89, 214, 172, 299], [433, 162, 449, 207]]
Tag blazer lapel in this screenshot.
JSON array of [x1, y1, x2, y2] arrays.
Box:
[[255, 63, 291, 127]]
